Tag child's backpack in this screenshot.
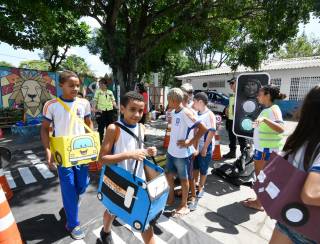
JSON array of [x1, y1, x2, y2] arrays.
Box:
[[212, 147, 255, 186]]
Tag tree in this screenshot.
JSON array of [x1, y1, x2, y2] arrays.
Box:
[[0, 61, 14, 67], [64, 0, 314, 91], [275, 34, 320, 58], [0, 1, 90, 71], [19, 60, 50, 71], [60, 55, 94, 76]]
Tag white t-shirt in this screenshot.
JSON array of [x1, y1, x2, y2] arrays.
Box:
[[197, 109, 216, 150], [281, 143, 320, 172], [168, 108, 198, 158], [113, 121, 146, 180], [43, 97, 91, 137], [253, 105, 284, 152]]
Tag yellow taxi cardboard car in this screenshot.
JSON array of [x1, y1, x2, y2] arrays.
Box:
[[50, 98, 100, 168]]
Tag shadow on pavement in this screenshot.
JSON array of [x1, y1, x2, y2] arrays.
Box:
[[205, 174, 240, 196], [18, 212, 68, 244], [216, 202, 259, 225], [204, 211, 239, 235]]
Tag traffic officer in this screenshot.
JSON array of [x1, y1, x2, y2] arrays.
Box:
[[93, 78, 117, 143]]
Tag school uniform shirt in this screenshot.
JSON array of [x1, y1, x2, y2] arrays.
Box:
[[43, 97, 91, 137], [168, 108, 199, 158], [197, 109, 216, 151], [114, 120, 146, 180], [280, 143, 320, 172], [186, 106, 198, 154], [253, 105, 284, 152]]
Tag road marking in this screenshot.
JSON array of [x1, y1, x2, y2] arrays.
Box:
[[24, 150, 33, 154], [27, 154, 39, 160], [30, 159, 41, 164], [18, 167, 37, 184], [118, 219, 167, 244], [4, 171, 16, 189], [93, 225, 126, 244], [158, 215, 188, 239], [70, 240, 86, 244], [34, 163, 55, 179]]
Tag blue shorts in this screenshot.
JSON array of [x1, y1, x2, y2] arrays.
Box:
[[254, 148, 271, 161], [194, 149, 212, 176], [276, 222, 316, 244], [166, 153, 192, 180]]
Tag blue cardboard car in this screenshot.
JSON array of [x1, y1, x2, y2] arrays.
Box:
[[97, 158, 169, 232]]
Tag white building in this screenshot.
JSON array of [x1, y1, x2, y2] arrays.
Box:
[[176, 56, 320, 101]]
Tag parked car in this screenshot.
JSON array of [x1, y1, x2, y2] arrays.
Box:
[[195, 90, 229, 115]]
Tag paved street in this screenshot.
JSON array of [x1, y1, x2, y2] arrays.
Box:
[[1, 120, 297, 244]]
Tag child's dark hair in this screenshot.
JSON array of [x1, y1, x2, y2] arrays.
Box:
[[283, 85, 320, 170], [261, 84, 286, 102], [121, 91, 144, 107], [59, 70, 78, 84], [99, 78, 108, 85], [194, 92, 208, 105]]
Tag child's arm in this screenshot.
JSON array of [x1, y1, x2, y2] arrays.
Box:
[[84, 117, 94, 130], [40, 120, 56, 170], [201, 112, 216, 156], [98, 124, 147, 165], [256, 117, 284, 133]]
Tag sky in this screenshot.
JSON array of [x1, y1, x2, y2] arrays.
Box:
[[0, 15, 319, 77]]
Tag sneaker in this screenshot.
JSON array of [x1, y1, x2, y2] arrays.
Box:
[[188, 199, 198, 211], [222, 151, 236, 159], [68, 226, 85, 240], [197, 189, 205, 198], [100, 228, 114, 244]]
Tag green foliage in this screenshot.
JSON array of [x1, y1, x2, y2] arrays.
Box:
[[60, 55, 94, 76], [0, 61, 14, 67], [276, 34, 320, 58], [19, 60, 50, 71]]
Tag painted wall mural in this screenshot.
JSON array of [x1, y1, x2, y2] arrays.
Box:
[[0, 67, 58, 118]]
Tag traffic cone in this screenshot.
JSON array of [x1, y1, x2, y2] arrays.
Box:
[[212, 133, 222, 161], [163, 125, 171, 149], [0, 168, 13, 200], [88, 161, 102, 172], [0, 186, 23, 244]]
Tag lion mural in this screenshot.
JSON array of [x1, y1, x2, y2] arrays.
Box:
[[9, 71, 53, 117]]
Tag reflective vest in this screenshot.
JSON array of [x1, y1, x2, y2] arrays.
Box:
[[258, 105, 284, 149], [228, 94, 235, 120]]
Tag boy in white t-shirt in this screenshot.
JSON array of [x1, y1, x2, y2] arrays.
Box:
[[190, 92, 216, 210], [98, 91, 157, 244], [166, 88, 207, 217], [41, 71, 93, 240]]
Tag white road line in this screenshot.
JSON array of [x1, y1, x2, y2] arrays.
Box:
[[93, 225, 126, 244], [70, 240, 86, 244], [4, 171, 16, 189], [34, 163, 55, 179], [23, 150, 33, 154], [18, 167, 37, 184], [158, 215, 188, 239], [27, 154, 39, 160], [118, 219, 167, 244], [30, 159, 41, 164]]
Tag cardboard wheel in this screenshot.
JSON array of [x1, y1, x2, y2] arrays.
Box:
[[97, 192, 103, 201], [55, 152, 62, 165], [281, 202, 309, 227], [133, 221, 142, 230]]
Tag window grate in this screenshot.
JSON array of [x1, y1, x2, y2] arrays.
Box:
[[289, 77, 320, 101], [270, 78, 281, 88], [208, 80, 225, 88]]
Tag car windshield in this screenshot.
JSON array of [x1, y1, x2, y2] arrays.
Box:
[[73, 138, 93, 149]]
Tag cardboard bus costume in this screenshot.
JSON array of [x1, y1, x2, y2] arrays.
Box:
[[50, 98, 100, 168], [97, 122, 169, 232]]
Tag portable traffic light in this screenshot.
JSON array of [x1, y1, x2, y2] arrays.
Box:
[[233, 73, 270, 138]]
